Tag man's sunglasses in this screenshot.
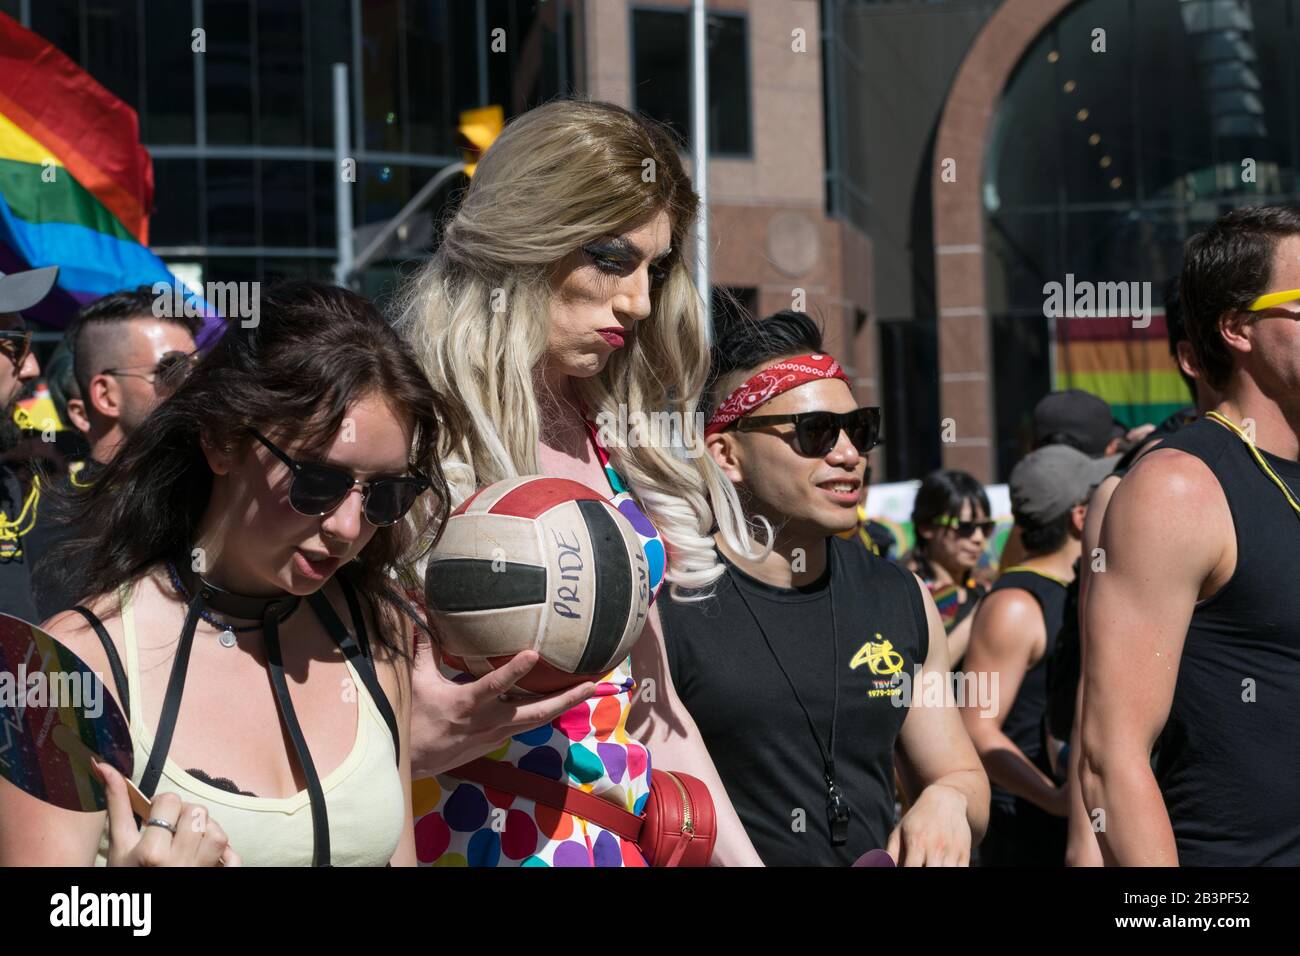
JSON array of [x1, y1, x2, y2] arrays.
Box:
[[101, 350, 198, 392], [1248, 289, 1300, 312], [250, 428, 430, 527], [732, 406, 883, 457], [933, 515, 996, 538], [0, 328, 33, 372]]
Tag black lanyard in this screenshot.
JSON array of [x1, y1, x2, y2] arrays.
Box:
[[729, 545, 851, 845]]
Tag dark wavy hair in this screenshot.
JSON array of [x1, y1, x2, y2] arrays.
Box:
[[48, 280, 462, 655]]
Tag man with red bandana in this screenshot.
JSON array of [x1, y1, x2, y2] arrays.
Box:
[[656, 310, 989, 866]]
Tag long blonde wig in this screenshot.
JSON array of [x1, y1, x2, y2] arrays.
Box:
[[396, 99, 766, 594]]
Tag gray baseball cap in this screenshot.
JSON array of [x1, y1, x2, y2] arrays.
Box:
[[0, 265, 59, 314], [1009, 444, 1119, 525]]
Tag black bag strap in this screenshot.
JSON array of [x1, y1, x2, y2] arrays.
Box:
[[336, 572, 373, 660], [139, 593, 204, 801], [263, 609, 332, 867], [307, 585, 401, 768], [71, 604, 129, 721]]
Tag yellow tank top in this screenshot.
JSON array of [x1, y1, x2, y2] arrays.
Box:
[[94, 581, 405, 866]]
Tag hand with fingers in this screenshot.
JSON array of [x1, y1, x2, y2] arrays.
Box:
[[409, 642, 598, 779], [885, 783, 972, 867], [93, 760, 241, 867]]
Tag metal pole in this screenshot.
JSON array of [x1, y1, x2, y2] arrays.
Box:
[[193, 0, 206, 148], [348, 161, 466, 280], [333, 62, 354, 286], [691, 0, 711, 342], [556, 0, 568, 94], [823, 0, 842, 218], [477, 0, 489, 105]]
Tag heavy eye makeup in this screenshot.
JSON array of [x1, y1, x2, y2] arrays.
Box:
[[581, 236, 671, 284]]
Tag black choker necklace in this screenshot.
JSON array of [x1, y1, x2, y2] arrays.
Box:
[[166, 561, 302, 646]]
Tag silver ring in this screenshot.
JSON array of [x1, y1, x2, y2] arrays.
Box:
[[144, 817, 178, 836]]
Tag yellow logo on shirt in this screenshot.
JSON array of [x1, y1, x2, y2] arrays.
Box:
[[849, 635, 905, 676]]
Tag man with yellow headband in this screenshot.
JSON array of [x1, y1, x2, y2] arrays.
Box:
[[1082, 204, 1300, 866]]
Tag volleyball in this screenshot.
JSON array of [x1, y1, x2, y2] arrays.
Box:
[[424, 476, 653, 693]]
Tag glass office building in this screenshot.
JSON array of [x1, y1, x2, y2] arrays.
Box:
[[3, 0, 574, 297]]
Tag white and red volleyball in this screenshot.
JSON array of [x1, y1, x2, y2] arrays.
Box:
[[423, 476, 653, 693]]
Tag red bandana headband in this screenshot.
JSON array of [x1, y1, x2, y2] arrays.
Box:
[[705, 353, 849, 437]]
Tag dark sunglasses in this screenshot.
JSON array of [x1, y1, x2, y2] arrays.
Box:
[[732, 406, 883, 457], [250, 428, 430, 527], [0, 328, 33, 372], [933, 516, 996, 539], [101, 350, 198, 392]]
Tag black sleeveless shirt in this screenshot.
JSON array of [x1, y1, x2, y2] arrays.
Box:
[[1148, 417, 1300, 866], [660, 537, 929, 866], [985, 566, 1068, 813]]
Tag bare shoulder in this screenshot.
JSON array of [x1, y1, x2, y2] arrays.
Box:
[[971, 586, 1045, 655], [1098, 447, 1233, 605], [1114, 444, 1226, 514], [977, 586, 1042, 625], [1105, 448, 1229, 553]]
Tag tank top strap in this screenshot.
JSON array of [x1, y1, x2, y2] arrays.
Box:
[[118, 581, 147, 739], [306, 587, 401, 767]]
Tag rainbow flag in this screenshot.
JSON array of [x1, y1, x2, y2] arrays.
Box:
[[1054, 312, 1192, 428], [0, 13, 217, 341]]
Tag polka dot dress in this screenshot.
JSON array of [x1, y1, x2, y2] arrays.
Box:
[[413, 421, 667, 867]]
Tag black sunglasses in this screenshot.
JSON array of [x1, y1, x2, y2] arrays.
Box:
[[0, 328, 33, 372], [732, 406, 883, 457], [250, 428, 430, 527], [933, 516, 996, 539]]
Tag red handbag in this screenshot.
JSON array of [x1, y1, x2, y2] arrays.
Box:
[[451, 758, 717, 866]]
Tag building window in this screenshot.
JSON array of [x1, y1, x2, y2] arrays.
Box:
[[632, 9, 752, 157], [205, 0, 255, 145]]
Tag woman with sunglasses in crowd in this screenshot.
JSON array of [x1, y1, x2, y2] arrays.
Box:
[[398, 100, 769, 866], [0, 280, 460, 866], [905, 470, 994, 667]]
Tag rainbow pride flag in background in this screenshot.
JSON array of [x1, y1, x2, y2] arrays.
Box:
[[1054, 312, 1192, 429], [0, 12, 217, 340]]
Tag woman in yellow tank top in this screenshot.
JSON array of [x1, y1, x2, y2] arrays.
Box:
[[0, 281, 463, 867]]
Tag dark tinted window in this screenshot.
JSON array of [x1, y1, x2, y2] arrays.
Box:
[[206, 159, 256, 245], [205, 0, 254, 144], [83, 0, 141, 110], [257, 0, 307, 146], [151, 160, 201, 247], [260, 160, 311, 246], [143, 1, 197, 143], [633, 10, 751, 156]]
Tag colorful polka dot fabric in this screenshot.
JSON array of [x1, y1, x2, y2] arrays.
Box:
[[413, 421, 665, 867]]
